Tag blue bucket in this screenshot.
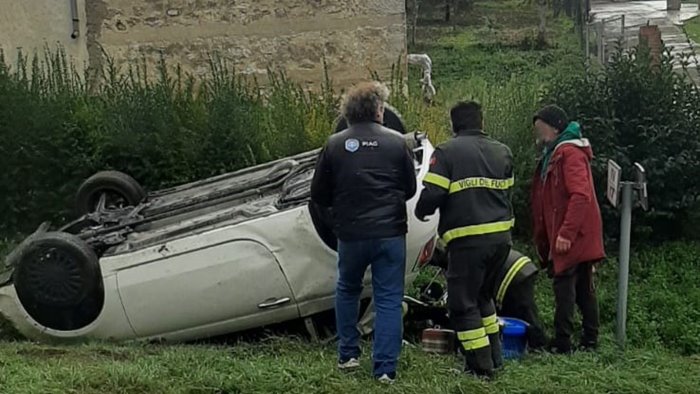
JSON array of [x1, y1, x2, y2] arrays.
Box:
[[499, 317, 528, 360]]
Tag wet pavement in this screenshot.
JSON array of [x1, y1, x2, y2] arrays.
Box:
[[590, 1, 700, 82], [591, 1, 699, 27]]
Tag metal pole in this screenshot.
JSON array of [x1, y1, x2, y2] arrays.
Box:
[[621, 15, 625, 35], [621, 15, 626, 51], [69, 0, 80, 39], [585, 24, 590, 59], [597, 22, 604, 62], [616, 182, 633, 349]]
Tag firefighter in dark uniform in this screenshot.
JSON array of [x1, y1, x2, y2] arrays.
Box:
[[430, 242, 549, 350], [415, 101, 514, 378]]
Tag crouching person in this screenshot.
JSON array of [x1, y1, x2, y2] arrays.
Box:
[[310, 81, 417, 384], [430, 242, 548, 350]]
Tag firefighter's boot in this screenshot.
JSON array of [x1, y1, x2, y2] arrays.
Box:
[[482, 314, 502, 369], [464, 346, 495, 379], [458, 327, 494, 378], [488, 333, 503, 369]]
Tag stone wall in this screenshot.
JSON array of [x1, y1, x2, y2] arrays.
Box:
[[0, 1, 406, 89], [0, 0, 89, 72], [88, 0, 407, 88]]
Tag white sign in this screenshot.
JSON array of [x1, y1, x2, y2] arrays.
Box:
[[634, 162, 649, 211], [607, 160, 622, 207]]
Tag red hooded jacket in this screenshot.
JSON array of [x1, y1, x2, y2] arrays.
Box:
[[531, 139, 606, 275]]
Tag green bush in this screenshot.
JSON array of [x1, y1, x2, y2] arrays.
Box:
[[542, 47, 700, 240], [0, 50, 338, 236], [0, 46, 554, 239]]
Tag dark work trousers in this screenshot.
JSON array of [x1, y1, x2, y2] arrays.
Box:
[[447, 243, 511, 373], [499, 274, 548, 350], [552, 262, 600, 348]]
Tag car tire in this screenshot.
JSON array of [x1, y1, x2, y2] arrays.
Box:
[[76, 170, 145, 215], [333, 104, 407, 134], [14, 232, 101, 309]]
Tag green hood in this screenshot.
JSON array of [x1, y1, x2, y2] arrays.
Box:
[[540, 122, 582, 179]]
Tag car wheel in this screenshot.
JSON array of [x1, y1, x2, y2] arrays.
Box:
[[14, 232, 100, 308], [333, 104, 407, 134], [75, 171, 145, 215]]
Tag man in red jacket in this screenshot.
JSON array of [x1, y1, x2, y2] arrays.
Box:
[[530, 105, 605, 354]]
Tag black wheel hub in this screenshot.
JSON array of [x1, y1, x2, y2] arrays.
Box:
[[21, 247, 86, 307]]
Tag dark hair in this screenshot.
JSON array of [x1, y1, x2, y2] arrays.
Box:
[[450, 101, 483, 133], [341, 81, 390, 125]]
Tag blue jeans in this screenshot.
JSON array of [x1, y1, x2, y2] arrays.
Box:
[[336, 236, 406, 377]]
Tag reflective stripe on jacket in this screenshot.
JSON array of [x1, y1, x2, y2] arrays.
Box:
[[415, 130, 514, 248]]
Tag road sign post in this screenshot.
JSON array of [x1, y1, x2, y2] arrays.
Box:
[[616, 181, 633, 348], [607, 161, 648, 349]]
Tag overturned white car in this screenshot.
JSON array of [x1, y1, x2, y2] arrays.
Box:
[[0, 117, 438, 343]]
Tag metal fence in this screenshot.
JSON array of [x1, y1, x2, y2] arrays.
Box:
[[586, 15, 627, 64]]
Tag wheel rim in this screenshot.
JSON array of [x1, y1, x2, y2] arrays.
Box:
[[22, 247, 85, 306]]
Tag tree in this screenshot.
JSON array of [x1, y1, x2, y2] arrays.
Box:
[[527, 0, 587, 47], [411, 0, 420, 46], [537, 0, 548, 45], [444, 0, 474, 23]]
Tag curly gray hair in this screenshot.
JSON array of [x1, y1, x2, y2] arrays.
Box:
[[341, 81, 390, 125]]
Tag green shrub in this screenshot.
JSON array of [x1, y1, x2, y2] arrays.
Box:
[[0, 45, 554, 239], [542, 47, 700, 240], [0, 50, 338, 236]]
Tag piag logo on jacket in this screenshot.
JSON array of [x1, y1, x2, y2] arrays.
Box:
[[362, 140, 379, 148], [345, 138, 360, 153]]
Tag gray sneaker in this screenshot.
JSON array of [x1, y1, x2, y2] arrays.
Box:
[[338, 358, 360, 371], [377, 373, 396, 384]]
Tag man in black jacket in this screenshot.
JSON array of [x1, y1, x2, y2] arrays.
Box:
[[415, 101, 514, 378], [310, 81, 416, 384]]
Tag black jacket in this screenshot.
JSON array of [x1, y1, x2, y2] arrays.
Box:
[[415, 130, 514, 248], [310, 122, 417, 241]]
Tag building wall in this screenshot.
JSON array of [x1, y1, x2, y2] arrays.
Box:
[[0, 0, 89, 72], [0, 1, 406, 88], [88, 0, 407, 88]]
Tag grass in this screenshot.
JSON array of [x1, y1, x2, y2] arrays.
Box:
[[3, 1, 699, 392], [0, 339, 699, 393], [1, 240, 699, 393], [685, 16, 700, 43], [409, 0, 584, 86]]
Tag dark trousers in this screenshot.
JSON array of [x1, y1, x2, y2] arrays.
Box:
[[499, 274, 548, 350], [447, 243, 510, 372], [552, 262, 600, 347]]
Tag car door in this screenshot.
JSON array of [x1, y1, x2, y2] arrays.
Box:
[[116, 238, 298, 340]]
